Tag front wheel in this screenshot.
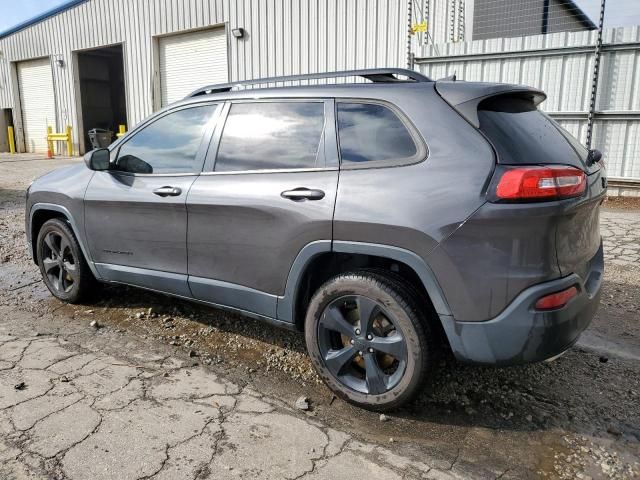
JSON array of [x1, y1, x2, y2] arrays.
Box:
[[36, 218, 96, 304], [304, 272, 433, 411]]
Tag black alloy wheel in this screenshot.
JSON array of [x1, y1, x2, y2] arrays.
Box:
[[41, 230, 78, 294], [317, 295, 407, 395], [305, 272, 433, 411], [37, 218, 96, 303]]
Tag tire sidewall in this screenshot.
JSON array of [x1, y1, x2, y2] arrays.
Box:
[[36, 220, 82, 302], [305, 274, 427, 409]]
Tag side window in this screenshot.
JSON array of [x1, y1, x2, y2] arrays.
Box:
[[214, 102, 325, 172], [337, 102, 419, 165], [116, 105, 215, 174]]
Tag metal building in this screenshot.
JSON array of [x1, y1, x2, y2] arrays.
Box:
[[471, 0, 595, 40], [0, 0, 410, 155], [415, 0, 595, 45]]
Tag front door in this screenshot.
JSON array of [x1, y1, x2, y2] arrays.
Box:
[[186, 100, 339, 319], [84, 103, 220, 296]]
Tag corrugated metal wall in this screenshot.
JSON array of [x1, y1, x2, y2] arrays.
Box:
[[0, 0, 409, 153], [416, 26, 640, 183]]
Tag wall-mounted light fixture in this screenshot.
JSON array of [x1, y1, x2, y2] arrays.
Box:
[[56, 58, 65, 68], [231, 27, 245, 39]]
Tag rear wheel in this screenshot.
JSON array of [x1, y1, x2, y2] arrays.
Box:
[[36, 218, 95, 303], [305, 272, 433, 410]]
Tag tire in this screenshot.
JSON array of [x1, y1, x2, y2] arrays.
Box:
[[36, 218, 96, 304], [304, 271, 433, 411]]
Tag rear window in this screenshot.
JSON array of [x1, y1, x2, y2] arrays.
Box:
[[478, 97, 588, 169]]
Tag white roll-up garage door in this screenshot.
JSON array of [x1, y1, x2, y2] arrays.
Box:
[[159, 28, 228, 107], [17, 58, 57, 153]]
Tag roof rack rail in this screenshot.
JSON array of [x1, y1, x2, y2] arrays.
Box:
[[186, 68, 432, 98]]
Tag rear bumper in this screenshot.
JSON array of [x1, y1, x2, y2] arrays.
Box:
[[441, 242, 604, 366]]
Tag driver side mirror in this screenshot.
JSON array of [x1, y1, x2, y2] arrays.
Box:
[[84, 148, 110, 171]]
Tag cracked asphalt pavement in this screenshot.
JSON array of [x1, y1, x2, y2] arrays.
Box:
[[1, 307, 428, 480], [1, 155, 639, 479]]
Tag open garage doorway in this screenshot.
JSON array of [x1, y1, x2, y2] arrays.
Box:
[[0, 109, 14, 152], [76, 45, 127, 154]]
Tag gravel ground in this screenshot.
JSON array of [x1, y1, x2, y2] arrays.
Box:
[[1, 155, 639, 479]]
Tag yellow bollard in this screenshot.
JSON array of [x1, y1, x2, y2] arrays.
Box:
[[116, 124, 127, 138], [65, 125, 73, 156], [7, 126, 15, 154], [45, 126, 73, 157], [46, 126, 54, 158]]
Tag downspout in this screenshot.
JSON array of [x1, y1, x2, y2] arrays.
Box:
[[542, 0, 550, 34]]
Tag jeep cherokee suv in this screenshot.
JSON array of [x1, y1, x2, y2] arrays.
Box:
[[26, 68, 606, 410]]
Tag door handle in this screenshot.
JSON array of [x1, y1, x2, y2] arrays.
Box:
[[153, 186, 182, 197], [281, 188, 325, 201]]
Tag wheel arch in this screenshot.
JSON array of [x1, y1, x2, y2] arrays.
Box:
[[278, 241, 452, 333], [29, 203, 101, 280]]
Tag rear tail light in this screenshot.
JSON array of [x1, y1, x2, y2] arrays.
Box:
[[494, 165, 586, 201], [534, 286, 578, 311]]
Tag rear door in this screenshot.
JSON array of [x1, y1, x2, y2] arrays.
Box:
[[186, 99, 338, 319], [84, 103, 220, 296]]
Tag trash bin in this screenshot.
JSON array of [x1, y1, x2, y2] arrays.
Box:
[[88, 128, 113, 149]]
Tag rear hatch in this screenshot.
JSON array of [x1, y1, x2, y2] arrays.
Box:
[[437, 81, 606, 280]]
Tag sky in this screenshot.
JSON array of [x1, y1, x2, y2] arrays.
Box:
[[0, 0, 639, 34], [578, 0, 640, 28], [0, 0, 70, 33]]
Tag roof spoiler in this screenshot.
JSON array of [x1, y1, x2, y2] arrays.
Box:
[[435, 81, 547, 128]]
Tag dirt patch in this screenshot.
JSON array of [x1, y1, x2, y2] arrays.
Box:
[[604, 196, 640, 211]]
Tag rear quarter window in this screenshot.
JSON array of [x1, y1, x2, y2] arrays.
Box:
[[336, 102, 424, 167]]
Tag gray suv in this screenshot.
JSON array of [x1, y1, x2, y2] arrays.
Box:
[[25, 69, 606, 410]]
